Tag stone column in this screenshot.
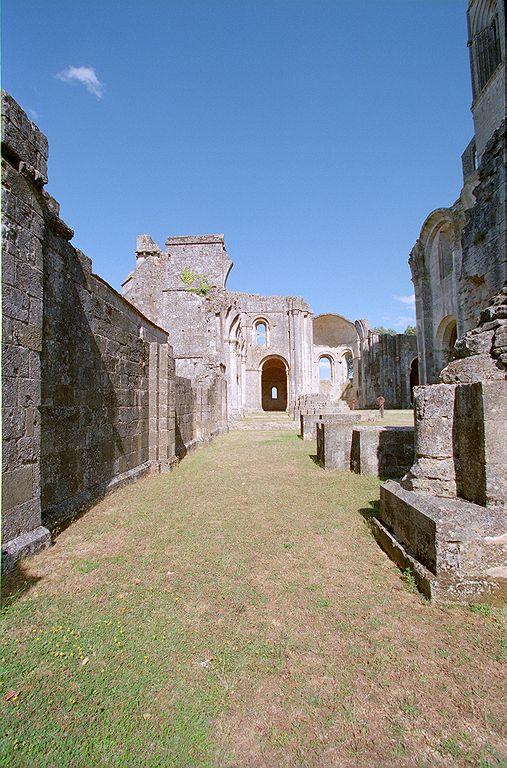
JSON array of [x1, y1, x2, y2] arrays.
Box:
[[401, 384, 457, 497]]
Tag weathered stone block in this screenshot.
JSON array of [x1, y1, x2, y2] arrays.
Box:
[[1, 526, 51, 575], [351, 426, 414, 478], [454, 381, 506, 507], [375, 480, 506, 603], [2, 495, 41, 543], [316, 420, 354, 470], [2, 465, 36, 513]]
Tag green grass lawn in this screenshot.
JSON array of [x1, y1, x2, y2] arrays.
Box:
[[365, 409, 414, 427], [1, 431, 505, 767]]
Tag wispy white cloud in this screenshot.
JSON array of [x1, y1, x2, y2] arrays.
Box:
[[393, 293, 415, 308], [55, 66, 104, 99], [381, 314, 415, 331], [27, 108, 40, 121]]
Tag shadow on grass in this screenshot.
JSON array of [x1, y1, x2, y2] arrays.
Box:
[[309, 454, 321, 466], [1, 562, 43, 608], [358, 499, 380, 523]]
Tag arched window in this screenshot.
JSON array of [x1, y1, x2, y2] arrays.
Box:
[[319, 356, 332, 382], [438, 229, 453, 280], [471, 3, 502, 97], [346, 355, 354, 381], [271, 386, 278, 399], [254, 321, 268, 347]]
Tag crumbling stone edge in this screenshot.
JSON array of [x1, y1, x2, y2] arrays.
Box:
[[1, 527, 52, 576]]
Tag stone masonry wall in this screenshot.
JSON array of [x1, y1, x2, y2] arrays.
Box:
[[459, 121, 506, 335], [2, 94, 48, 552], [175, 373, 228, 458], [1, 91, 176, 567], [41, 242, 171, 525], [358, 332, 418, 409]]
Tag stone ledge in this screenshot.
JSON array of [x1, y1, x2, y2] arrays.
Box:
[[376, 480, 507, 603], [1, 526, 51, 574], [369, 516, 506, 604]]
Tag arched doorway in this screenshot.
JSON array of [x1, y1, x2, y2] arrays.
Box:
[[409, 357, 419, 402], [261, 357, 288, 411], [437, 315, 458, 373], [318, 355, 333, 395]]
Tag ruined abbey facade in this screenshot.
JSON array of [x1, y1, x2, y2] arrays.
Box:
[[2, 0, 505, 593], [122, 233, 363, 418]]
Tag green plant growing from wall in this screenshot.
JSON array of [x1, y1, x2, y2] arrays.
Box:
[[180, 267, 196, 286], [180, 268, 213, 296]]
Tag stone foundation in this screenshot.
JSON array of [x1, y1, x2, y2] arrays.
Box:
[[1, 526, 52, 575], [376, 380, 506, 603], [372, 481, 506, 603], [300, 409, 380, 441], [351, 426, 414, 478]]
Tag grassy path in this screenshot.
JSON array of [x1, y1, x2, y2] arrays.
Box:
[[1, 430, 505, 767]]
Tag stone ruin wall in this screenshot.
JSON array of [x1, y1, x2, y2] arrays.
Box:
[[459, 121, 506, 335], [123, 234, 230, 432], [357, 330, 417, 409], [1, 92, 225, 568]]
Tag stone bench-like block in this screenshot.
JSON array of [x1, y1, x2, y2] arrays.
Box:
[[300, 410, 380, 441], [351, 426, 414, 478], [373, 480, 507, 603]]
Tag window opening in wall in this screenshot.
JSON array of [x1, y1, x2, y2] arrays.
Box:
[[255, 322, 267, 347], [346, 355, 354, 381], [449, 322, 457, 357], [473, 13, 502, 97], [410, 357, 419, 403], [271, 387, 278, 399], [438, 230, 453, 280], [319, 356, 332, 382]]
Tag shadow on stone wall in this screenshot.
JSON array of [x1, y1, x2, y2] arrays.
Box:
[[40, 233, 151, 530], [376, 428, 415, 479]]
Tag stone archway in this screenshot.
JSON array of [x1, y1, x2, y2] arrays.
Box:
[[436, 315, 458, 373], [410, 356, 419, 402], [260, 357, 288, 412]]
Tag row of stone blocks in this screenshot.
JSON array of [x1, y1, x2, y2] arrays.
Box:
[[377, 383, 506, 603], [309, 383, 506, 603], [305, 413, 415, 479]]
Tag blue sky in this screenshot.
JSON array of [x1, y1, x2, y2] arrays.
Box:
[[3, 0, 472, 329]]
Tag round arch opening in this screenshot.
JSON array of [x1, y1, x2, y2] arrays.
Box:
[[437, 316, 458, 362], [409, 356, 419, 402], [260, 357, 288, 412]]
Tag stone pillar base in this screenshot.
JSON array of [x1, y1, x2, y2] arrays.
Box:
[[374, 480, 507, 603], [2, 526, 51, 574]]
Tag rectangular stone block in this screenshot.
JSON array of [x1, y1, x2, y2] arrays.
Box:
[[317, 420, 354, 470], [351, 426, 414, 478], [2, 495, 41, 543], [455, 381, 506, 507], [376, 480, 506, 603]]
